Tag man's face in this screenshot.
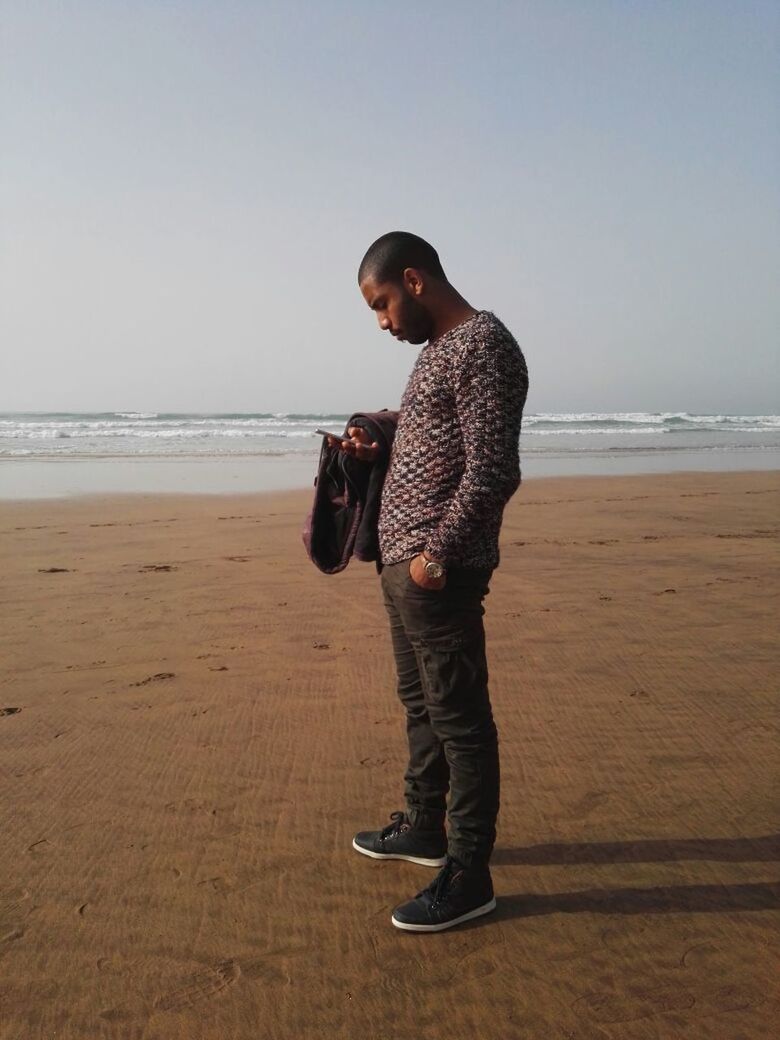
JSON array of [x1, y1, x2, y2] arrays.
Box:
[[360, 273, 435, 345]]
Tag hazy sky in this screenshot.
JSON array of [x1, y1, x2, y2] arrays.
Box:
[[1, 1, 778, 415]]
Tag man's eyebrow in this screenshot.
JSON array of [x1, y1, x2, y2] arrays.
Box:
[[370, 296, 384, 310]]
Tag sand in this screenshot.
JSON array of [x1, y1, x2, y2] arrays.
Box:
[[1, 471, 778, 1039]]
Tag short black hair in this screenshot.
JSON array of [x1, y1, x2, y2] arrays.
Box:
[[358, 231, 447, 286]]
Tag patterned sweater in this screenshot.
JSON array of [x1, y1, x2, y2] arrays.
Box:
[[378, 310, 528, 569]]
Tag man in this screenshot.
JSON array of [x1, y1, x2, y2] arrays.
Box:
[[330, 231, 528, 932]]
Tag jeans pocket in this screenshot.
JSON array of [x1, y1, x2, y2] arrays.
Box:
[[406, 557, 446, 595], [416, 634, 469, 703]]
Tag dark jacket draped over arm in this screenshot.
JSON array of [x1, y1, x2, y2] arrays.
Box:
[[302, 409, 399, 574]]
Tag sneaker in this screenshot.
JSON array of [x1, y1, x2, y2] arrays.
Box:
[[352, 811, 447, 867], [391, 857, 496, 932]]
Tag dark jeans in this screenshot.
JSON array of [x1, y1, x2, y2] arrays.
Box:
[[380, 558, 499, 868]]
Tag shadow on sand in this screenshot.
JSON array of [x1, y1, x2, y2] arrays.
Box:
[[492, 833, 780, 866], [496, 880, 780, 922], [446, 835, 780, 930]]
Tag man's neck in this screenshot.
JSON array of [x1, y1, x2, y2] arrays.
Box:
[[429, 295, 479, 343]]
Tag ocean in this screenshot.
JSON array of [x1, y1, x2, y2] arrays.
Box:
[[3, 411, 780, 458], [1, 412, 779, 498]]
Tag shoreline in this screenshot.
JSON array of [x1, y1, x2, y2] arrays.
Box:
[[0, 464, 777, 508], [2, 447, 779, 501]]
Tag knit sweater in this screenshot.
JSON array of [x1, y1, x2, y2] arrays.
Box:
[[378, 310, 528, 569]]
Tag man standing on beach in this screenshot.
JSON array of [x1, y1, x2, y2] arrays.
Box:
[[331, 231, 528, 932]]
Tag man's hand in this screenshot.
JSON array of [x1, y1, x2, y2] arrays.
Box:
[[326, 426, 381, 463], [409, 553, 447, 591]]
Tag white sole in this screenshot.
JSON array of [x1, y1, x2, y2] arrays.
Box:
[[352, 839, 446, 868], [391, 897, 497, 932]]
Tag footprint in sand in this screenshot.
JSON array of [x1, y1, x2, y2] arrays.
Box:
[[138, 564, 177, 572], [153, 959, 240, 1012], [629, 689, 650, 700], [197, 875, 233, 893], [1, 707, 21, 717], [571, 985, 695, 1024], [0, 887, 30, 912], [573, 790, 610, 815], [440, 946, 503, 982], [38, 567, 70, 573], [241, 956, 290, 985], [0, 888, 32, 940], [696, 982, 765, 1013], [225, 555, 251, 563], [130, 672, 175, 687], [98, 1006, 135, 1023], [164, 797, 227, 815]]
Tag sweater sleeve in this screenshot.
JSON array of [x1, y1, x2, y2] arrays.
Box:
[[424, 332, 527, 565]]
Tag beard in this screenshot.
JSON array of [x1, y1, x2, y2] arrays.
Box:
[[398, 293, 435, 344]]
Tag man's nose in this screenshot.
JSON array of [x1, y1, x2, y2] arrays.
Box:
[[379, 315, 391, 331]]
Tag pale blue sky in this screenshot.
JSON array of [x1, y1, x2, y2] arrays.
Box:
[[1, 1, 778, 414]]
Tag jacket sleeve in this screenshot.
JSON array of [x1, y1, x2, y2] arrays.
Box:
[[424, 334, 527, 565]]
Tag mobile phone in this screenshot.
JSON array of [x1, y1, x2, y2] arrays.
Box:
[[315, 428, 353, 441]]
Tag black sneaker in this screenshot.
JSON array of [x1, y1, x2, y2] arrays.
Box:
[[391, 857, 496, 932], [352, 811, 447, 867]]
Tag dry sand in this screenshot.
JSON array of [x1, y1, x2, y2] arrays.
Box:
[[1, 471, 778, 1040]]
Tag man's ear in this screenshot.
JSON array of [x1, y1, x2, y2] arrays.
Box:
[[402, 267, 425, 296]]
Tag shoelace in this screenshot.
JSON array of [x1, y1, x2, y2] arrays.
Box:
[[379, 811, 408, 841], [421, 857, 461, 906]]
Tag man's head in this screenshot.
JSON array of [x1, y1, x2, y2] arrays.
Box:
[[358, 231, 448, 345]]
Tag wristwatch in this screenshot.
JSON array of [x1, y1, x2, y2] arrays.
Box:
[[422, 552, 446, 580]]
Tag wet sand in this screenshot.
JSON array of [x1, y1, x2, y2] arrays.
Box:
[[1, 471, 778, 1039]]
